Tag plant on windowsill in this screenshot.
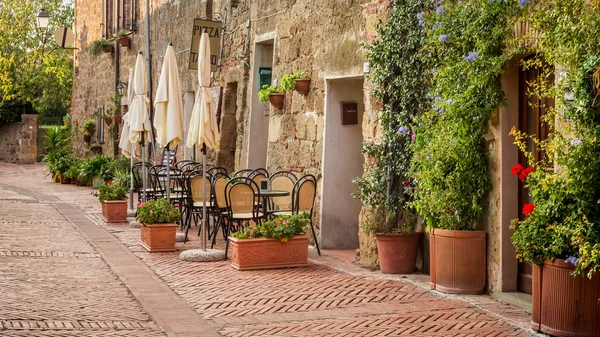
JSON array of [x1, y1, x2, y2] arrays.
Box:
[[93, 182, 128, 223], [136, 199, 181, 252], [258, 84, 285, 109], [229, 213, 310, 270], [89, 38, 114, 56], [281, 72, 310, 95], [82, 119, 96, 143], [116, 29, 130, 48]]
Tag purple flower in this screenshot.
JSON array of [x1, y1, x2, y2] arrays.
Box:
[[417, 12, 425, 26], [462, 51, 479, 62], [571, 138, 582, 147], [439, 34, 447, 42], [518, 0, 529, 5], [411, 134, 416, 141], [426, 93, 432, 99], [447, 99, 453, 104], [438, 107, 445, 114], [565, 256, 579, 265], [397, 126, 408, 135], [436, 6, 445, 15]]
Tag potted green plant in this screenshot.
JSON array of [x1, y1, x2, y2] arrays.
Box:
[[116, 29, 130, 48], [63, 113, 71, 126], [65, 159, 82, 185], [258, 84, 285, 109], [229, 213, 310, 270], [96, 92, 122, 126], [94, 182, 128, 223], [137, 199, 181, 252], [82, 120, 96, 143], [79, 155, 111, 187], [90, 38, 114, 56], [281, 72, 310, 95], [362, 206, 420, 274]]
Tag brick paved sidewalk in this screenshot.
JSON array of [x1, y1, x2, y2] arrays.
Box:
[[0, 163, 540, 337]]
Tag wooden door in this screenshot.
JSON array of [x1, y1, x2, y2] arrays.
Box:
[[517, 61, 552, 294]]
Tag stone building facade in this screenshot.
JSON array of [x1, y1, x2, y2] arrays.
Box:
[[71, 0, 532, 299]]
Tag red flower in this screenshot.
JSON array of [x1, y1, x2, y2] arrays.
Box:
[[403, 180, 410, 186], [512, 164, 524, 175], [523, 203, 535, 215], [519, 167, 535, 181], [108, 181, 113, 185]]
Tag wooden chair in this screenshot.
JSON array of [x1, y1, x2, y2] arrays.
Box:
[[293, 174, 320, 255], [224, 177, 263, 259], [210, 172, 230, 248], [268, 171, 297, 216]]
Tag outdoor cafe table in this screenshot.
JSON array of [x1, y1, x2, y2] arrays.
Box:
[[256, 190, 290, 220]]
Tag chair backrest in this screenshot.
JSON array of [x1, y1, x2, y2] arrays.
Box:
[[132, 162, 152, 190], [207, 166, 228, 176], [176, 160, 197, 170], [148, 165, 167, 192], [233, 169, 253, 177], [212, 172, 229, 209], [269, 171, 296, 209], [294, 174, 317, 215], [225, 177, 260, 216], [249, 168, 269, 189], [189, 174, 212, 203]]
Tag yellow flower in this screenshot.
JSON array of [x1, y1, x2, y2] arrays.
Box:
[[280, 238, 288, 243]]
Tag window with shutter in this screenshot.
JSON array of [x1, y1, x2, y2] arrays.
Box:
[[102, 0, 114, 38], [122, 0, 135, 31]]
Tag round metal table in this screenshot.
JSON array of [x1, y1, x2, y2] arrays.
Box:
[[255, 190, 290, 219]]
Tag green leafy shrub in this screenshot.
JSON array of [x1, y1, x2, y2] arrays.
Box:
[[93, 182, 127, 203], [136, 199, 181, 225], [280, 72, 309, 92], [231, 213, 309, 242], [79, 155, 111, 183], [258, 84, 283, 103]]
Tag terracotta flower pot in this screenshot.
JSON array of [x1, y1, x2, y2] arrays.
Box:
[[101, 200, 128, 223], [114, 115, 122, 124], [104, 45, 114, 53], [269, 93, 285, 109], [83, 134, 91, 143], [532, 259, 600, 337], [140, 223, 178, 252], [104, 118, 113, 126], [294, 78, 311, 95], [59, 176, 71, 184], [119, 36, 129, 47], [229, 235, 309, 270], [375, 233, 421, 274], [86, 125, 95, 134], [91, 146, 102, 154], [71, 177, 78, 185], [430, 228, 486, 294]]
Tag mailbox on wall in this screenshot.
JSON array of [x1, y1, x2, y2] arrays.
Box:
[[258, 67, 272, 90], [340, 101, 358, 125]]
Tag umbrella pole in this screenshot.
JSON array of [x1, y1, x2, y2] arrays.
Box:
[[166, 144, 171, 203], [201, 143, 207, 251], [141, 132, 147, 203], [129, 154, 134, 211]]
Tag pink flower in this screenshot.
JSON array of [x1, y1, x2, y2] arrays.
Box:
[[149, 210, 153, 214], [411, 134, 416, 141], [275, 220, 281, 226], [169, 211, 172, 215], [249, 229, 254, 235]]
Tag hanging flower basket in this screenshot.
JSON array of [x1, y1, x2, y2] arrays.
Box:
[[114, 115, 122, 124], [104, 45, 114, 53], [83, 134, 91, 143], [269, 93, 285, 109], [104, 117, 113, 126], [86, 125, 95, 134], [119, 36, 130, 48], [294, 78, 311, 95]]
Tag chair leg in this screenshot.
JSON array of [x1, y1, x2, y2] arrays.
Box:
[[224, 220, 235, 261], [211, 216, 222, 249], [309, 219, 321, 255]]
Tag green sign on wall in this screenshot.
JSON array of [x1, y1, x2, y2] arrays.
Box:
[[258, 67, 272, 90]]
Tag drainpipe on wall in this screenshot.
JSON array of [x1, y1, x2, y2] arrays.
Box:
[[145, 0, 156, 164], [114, 0, 121, 158]]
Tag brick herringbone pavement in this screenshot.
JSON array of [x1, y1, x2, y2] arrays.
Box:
[[0, 197, 165, 336], [0, 164, 538, 337]]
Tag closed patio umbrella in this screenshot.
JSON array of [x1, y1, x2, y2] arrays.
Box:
[[185, 32, 221, 249], [128, 52, 152, 202], [153, 43, 184, 203], [118, 68, 138, 210]]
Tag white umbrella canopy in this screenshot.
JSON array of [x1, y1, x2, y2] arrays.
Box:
[[153, 44, 184, 149], [186, 32, 220, 150], [119, 68, 138, 158], [128, 53, 152, 144]]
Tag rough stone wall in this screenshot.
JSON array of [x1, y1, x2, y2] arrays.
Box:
[[483, 121, 502, 293], [0, 115, 38, 164]]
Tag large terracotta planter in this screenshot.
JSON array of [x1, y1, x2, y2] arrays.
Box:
[[101, 200, 128, 223], [532, 259, 600, 337], [294, 78, 311, 95], [140, 223, 177, 252], [375, 233, 421, 274], [430, 228, 486, 294], [59, 175, 71, 184], [269, 93, 285, 109], [229, 235, 309, 270]]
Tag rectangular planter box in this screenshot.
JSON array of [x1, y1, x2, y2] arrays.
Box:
[[101, 200, 128, 223], [229, 235, 309, 270], [140, 223, 177, 252]]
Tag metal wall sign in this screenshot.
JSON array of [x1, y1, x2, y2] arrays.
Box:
[[189, 19, 222, 72]]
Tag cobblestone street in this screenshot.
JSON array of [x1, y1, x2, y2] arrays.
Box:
[[0, 163, 539, 337]]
